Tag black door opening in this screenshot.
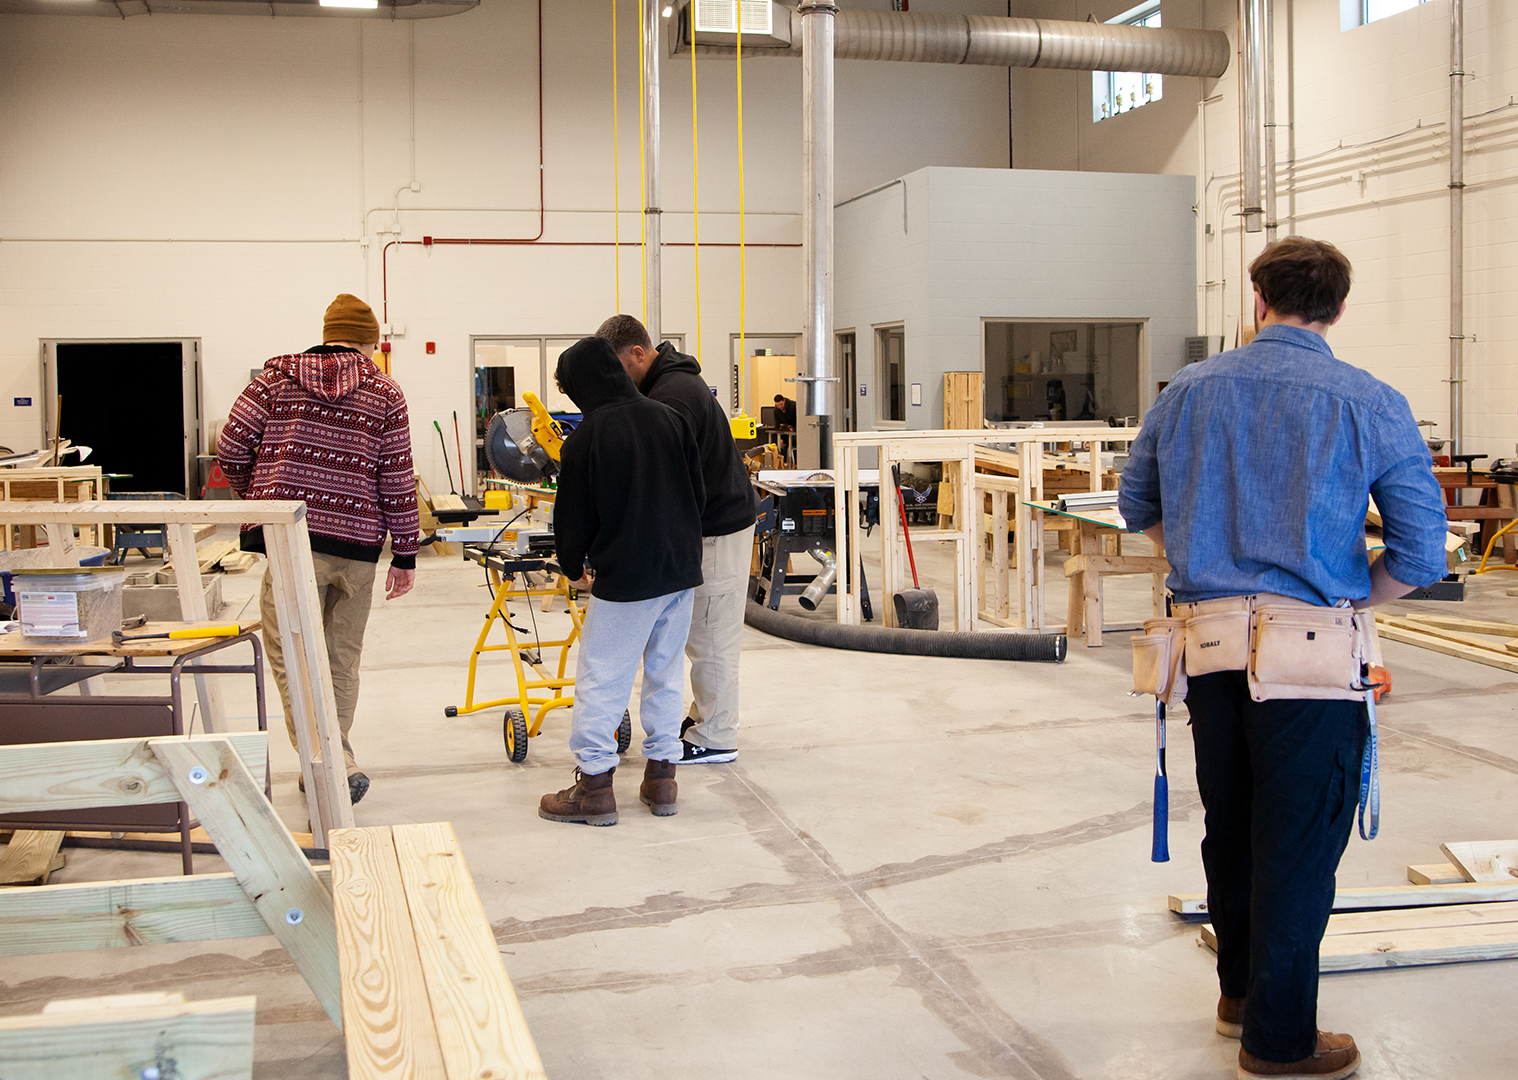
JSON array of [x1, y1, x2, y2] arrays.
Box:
[[55, 342, 190, 494]]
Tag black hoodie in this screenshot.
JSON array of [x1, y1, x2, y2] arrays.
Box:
[[552, 337, 706, 602], [639, 342, 760, 538]]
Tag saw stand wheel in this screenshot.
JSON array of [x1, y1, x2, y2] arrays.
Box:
[[504, 709, 530, 763]]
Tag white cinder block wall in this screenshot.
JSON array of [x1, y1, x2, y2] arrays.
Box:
[[836, 167, 1196, 432], [1013, 0, 1518, 461], [0, 0, 1011, 491]]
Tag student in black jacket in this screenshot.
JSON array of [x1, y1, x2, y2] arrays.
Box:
[[596, 316, 759, 764], [539, 336, 706, 826]]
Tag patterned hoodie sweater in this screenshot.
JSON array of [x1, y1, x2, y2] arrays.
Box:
[[219, 346, 420, 568]]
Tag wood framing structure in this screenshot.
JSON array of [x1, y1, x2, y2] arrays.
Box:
[[832, 427, 1144, 633], [0, 466, 105, 550], [0, 500, 353, 843]]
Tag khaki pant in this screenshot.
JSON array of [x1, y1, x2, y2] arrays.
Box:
[[682, 523, 754, 751], [259, 552, 378, 776]]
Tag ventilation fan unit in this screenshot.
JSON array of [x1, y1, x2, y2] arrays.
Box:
[[685, 0, 791, 47]]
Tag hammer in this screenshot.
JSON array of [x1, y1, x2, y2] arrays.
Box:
[[113, 625, 241, 645]]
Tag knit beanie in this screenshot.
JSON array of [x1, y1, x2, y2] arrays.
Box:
[[323, 293, 380, 345]]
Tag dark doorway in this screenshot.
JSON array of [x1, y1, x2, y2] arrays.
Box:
[[55, 342, 190, 494]]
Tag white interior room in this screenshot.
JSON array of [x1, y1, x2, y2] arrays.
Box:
[[2, 1, 1516, 1078]]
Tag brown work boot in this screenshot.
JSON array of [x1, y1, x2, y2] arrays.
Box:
[[639, 759, 677, 816], [1238, 1032, 1360, 1080], [1217, 994, 1246, 1039], [539, 767, 617, 826]]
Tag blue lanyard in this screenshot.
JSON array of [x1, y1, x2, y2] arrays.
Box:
[[1358, 684, 1380, 841]]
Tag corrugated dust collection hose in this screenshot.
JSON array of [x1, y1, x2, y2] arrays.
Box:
[[745, 599, 1066, 662]]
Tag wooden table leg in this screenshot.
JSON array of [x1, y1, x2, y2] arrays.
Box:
[[1081, 521, 1103, 647], [1065, 524, 1084, 640]]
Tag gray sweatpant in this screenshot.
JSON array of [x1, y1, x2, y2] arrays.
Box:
[[682, 523, 754, 751]]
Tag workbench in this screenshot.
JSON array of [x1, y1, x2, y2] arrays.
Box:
[[1027, 502, 1168, 647], [0, 621, 268, 873]]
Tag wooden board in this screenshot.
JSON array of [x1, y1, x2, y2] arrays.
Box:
[[331, 827, 448, 1080], [153, 737, 342, 1029], [1442, 841, 1518, 883], [943, 371, 983, 431], [0, 621, 260, 658], [0, 500, 306, 526], [0, 994, 255, 1080], [0, 732, 267, 816], [1374, 619, 1518, 674], [0, 831, 65, 887], [1200, 901, 1518, 972], [391, 821, 547, 1080], [0, 868, 332, 959], [1409, 862, 1466, 886], [1402, 613, 1518, 638], [1170, 880, 1518, 915]]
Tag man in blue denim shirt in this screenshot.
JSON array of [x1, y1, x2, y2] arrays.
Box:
[[1121, 238, 1446, 1080]]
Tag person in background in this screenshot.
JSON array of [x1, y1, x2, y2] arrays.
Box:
[[772, 393, 797, 463], [219, 293, 419, 805], [540, 337, 705, 825], [596, 315, 759, 764], [1119, 237, 1447, 1080]]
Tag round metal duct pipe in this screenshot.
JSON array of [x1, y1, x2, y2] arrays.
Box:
[[834, 10, 1229, 78], [695, 9, 1230, 80]]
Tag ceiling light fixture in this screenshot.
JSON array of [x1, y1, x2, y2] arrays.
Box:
[[662, 4, 672, 15], [320, 0, 380, 8]]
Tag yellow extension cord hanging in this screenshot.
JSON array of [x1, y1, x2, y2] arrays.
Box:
[[690, 23, 701, 363], [725, 13, 756, 440], [637, 5, 647, 324], [612, 0, 620, 312]]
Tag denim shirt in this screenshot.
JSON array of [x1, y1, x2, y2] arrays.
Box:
[[1119, 324, 1448, 606]]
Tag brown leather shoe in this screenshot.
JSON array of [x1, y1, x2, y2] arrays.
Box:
[[1216, 994, 1246, 1039], [639, 759, 677, 816], [539, 767, 617, 826], [1238, 1031, 1360, 1080]]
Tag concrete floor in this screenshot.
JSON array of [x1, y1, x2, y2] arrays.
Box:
[[2, 531, 1516, 1079]]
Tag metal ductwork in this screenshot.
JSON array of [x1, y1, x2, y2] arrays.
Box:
[[678, 7, 1231, 80], [0, 0, 475, 17]]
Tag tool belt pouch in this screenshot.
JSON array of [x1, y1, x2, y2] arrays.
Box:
[[1131, 617, 1188, 704], [1248, 605, 1361, 702], [1183, 599, 1252, 677]]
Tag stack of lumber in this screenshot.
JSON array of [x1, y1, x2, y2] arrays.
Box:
[[1179, 838, 1518, 972], [1374, 612, 1518, 673], [166, 539, 259, 577]]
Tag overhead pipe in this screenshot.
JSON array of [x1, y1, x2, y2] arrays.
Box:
[[1450, 0, 1465, 459], [679, 9, 1231, 80], [643, 0, 663, 346], [1263, 0, 1278, 242], [1240, 0, 1264, 233], [799, 0, 837, 465]]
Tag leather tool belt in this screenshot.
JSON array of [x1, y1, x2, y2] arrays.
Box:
[[1132, 593, 1381, 706]]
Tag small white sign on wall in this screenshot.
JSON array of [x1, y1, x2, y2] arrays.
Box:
[[910, 383, 921, 406]]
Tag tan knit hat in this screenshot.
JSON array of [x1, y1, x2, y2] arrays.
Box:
[[323, 293, 380, 345]]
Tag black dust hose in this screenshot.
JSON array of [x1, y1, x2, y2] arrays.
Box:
[[745, 600, 1066, 662]]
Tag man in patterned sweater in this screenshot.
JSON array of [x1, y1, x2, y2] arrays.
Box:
[[219, 293, 420, 804]]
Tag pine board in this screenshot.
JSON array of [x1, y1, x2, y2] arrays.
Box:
[[1170, 879, 1518, 915], [331, 826, 448, 1080], [0, 831, 65, 886], [1409, 863, 1466, 885], [1374, 620, 1518, 673], [1442, 841, 1518, 883], [1402, 613, 1518, 638]]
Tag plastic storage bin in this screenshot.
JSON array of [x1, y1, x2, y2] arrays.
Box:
[[13, 567, 126, 641]]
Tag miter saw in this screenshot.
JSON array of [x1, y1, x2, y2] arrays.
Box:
[[485, 390, 565, 484]]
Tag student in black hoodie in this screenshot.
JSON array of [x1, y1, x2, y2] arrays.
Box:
[[596, 316, 760, 764], [539, 337, 706, 826]]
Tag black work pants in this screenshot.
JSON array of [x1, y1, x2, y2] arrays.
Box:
[[1185, 671, 1365, 1064]]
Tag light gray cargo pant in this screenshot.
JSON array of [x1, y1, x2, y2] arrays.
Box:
[[681, 523, 754, 751]]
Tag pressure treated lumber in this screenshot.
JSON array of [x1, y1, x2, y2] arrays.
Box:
[[0, 994, 255, 1080], [152, 737, 342, 1029], [0, 732, 267, 816], [1442, 841, 1518, 883], [331, 827, 448, 1080], [0, 831, 65, 886], [391, 821, 547, 1080], [1409, 862, 1465, 885], [1170, 879, 1518, 915], [0, 868, 332, 959], [1200, 901, 1518, 972]]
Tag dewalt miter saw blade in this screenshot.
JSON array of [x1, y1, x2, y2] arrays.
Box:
[[485, 409, 554, 484]]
